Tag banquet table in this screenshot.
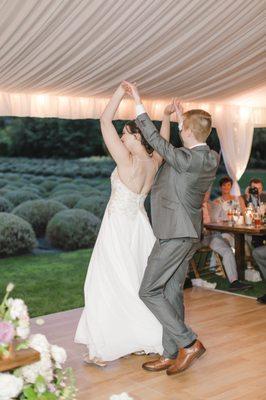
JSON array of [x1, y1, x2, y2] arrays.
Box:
[[204, 222, 266, 280]]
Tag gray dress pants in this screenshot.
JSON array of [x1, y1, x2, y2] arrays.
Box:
[[202, 233, 238, 283], [139, 237, 200, 358], [253, 246, 266, 280]]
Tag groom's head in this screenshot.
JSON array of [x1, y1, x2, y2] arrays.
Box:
[[181, 109, 212, 146]]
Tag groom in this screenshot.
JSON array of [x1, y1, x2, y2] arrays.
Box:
[[124, 82, 219, 375]]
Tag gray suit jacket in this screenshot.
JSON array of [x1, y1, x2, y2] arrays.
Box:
[[136, 113, 219, 240]]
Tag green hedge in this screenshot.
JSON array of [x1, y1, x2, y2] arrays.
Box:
[[51, 183, 79, 192], [3, 190, 40, 206], [0, 179, 8, 188], [12, 200, 67, 237], [0, 157, 115, 178], [0, 197, 13, 212], [46, 209, 100, 250], [51, 193, 83, 208], [74, 196, 108, 218], [0, 212, 36, 256]]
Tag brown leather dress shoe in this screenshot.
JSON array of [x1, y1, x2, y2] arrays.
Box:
[[142, 356, 175, 372], [166, 340, 206, 376]]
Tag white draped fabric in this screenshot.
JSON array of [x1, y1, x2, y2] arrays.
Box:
[[214, 106, 259, 195], [0, 0, 265, 103], [0, 0, 265, 190], [0, 90, 265, 124]]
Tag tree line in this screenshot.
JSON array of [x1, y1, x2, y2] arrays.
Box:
[[0, 115, 222, 159]]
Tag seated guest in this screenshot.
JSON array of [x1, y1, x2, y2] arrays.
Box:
[[213, 176, 246, 215], [212, 176, 245, 244], [212, 177, 252, 266], [245, 178, 265, 206], [202, 192, 252, 291], [252, 244, 266, 304]]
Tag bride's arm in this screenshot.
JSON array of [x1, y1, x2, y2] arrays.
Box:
[[100, 85, 130, 165], [153, 102, 175, 164], [124, 81, 192, 172]]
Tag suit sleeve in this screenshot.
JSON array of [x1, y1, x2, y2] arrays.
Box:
[[136, 112, 191, 172]]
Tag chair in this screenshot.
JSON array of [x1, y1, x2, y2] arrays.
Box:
[[190, 246, 227, 279]]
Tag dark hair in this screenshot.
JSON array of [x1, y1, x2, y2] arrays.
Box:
[[125, 121, 154, 155], [219, 176, 233, 187], [249, 178, 263, 187]]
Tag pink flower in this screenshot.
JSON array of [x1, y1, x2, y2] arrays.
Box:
[[0, 321, 15, 344], [47, 383, 56, 392]]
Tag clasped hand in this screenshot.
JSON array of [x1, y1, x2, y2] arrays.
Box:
[[121, 80, 184, 124]]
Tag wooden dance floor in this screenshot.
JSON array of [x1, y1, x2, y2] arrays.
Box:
[[31, 288, 265, 400]]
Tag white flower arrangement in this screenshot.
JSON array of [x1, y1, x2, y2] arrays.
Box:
[[0, 283, 77, 399], [0, 284, 30, 358], [19, 334, 54, 384], [7, 298, 29, 320], [0, 373, 23, 400], [50, 345, 67, 369]]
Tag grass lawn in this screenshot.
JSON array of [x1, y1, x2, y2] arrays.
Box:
[[0, 250, 91, 318], [0, 249, 265, 318]]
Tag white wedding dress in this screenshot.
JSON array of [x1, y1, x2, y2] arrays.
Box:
[[75, 159, 163, 361]]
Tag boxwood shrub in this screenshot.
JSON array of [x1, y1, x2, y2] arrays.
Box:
[[46, 209, 100, 250], [3, 190, 40, 206], [74, 196, 108, 218], [0, 179, 8, 188], [40, 179, 59, 192], [51, 193, 83, 208], [0, 197, 13, 212], [0, 212, 36, 256], [12, 199, 67, 237]]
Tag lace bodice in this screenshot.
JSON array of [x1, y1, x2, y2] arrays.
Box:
[[107, 168, 148, 219]]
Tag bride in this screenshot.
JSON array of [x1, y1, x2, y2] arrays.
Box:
[[74, 82, 178, 365]]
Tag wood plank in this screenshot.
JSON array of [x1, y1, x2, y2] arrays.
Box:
[[29, 288, 266, 400], [0, 347, 40, 372]]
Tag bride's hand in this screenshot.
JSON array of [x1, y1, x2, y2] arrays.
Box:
[[174, 99, 184, 124], [164, 99, 176, 116], [121, 81, 141, 103], [117, 82, 127, 95]]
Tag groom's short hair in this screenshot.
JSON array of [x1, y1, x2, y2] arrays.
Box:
[[183, 109, 212, 142]]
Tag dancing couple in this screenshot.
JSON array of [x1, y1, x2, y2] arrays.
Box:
[[75, 81, 219, 375]]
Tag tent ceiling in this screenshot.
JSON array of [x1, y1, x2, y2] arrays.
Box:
[[0, 0, 265, 105]]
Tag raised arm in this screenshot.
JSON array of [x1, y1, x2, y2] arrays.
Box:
[[152, 101, 176, 164], [123, 81, 191, 172], [136, 113, 191, 171], [100, 85, 130, 165]]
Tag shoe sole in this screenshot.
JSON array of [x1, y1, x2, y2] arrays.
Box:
[[142, 364, 174, 372], [229, 287, 252, 292], [166, 347, 206, 376], [83, 359, 107, 367], [257, 300, 266, 304]]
